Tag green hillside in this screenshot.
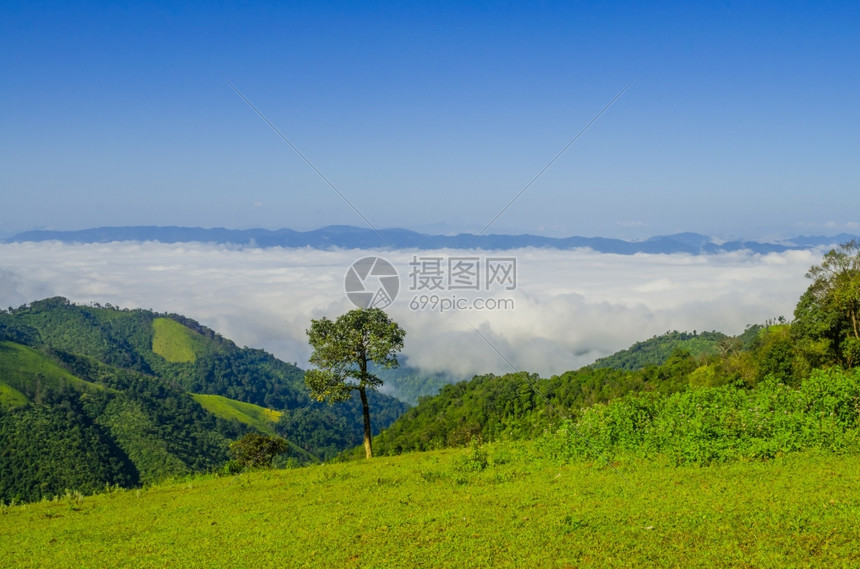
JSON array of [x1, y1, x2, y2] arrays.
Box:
[[0, 340, 106, 399], [0, 338, 247, 498], [152, 317, 211, 363], [2, 297, 155, 374], [1, 445, 858, 568], [192, 393, 282, 434], [367, 316, 849, 458], [369, 354, 687, 456], [0, 298, 409, 502], [1, 297, 305, 408], [0, 401, 139, 502], [589, 330, 728, 370], [0, 297, 407, 444], [193, 394, 325, 463], [0, 380, 28, 408]]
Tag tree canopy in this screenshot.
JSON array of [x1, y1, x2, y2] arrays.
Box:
[[794, 240, 860, 367], [306, 309, 405, 458]]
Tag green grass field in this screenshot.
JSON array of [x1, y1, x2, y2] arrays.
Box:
[[0, 341, 105, 404], [0, 380, 28, 408], [192, 393, 283, 434], [2, 443, 858, 568], [151, 317, 210, 363]]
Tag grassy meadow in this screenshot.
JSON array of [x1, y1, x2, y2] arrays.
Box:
[[192, 393, 283, 435], [151, 317, 211, 363], [2, 442, 859, 568], [0, 340, 106, 400]]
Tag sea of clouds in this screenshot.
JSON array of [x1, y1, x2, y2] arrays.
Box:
[[0, 241, 823, 379]]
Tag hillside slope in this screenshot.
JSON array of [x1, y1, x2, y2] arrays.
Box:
[[368, 324, 804, 457], [588, 330, 727, 370], [0, 298, 408, 502], [370, 360, 677, 455], [0, 338, 246, 501], [1, 446, 858, 568], [0, 296, 406, 427]]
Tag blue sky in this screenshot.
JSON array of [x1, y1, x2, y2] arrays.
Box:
[[2, 1, 859, 240]]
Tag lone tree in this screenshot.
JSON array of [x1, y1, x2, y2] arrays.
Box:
[[305, 308, 405, 458], [794, 240, 860, 367]]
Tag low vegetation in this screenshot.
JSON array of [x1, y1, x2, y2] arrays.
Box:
[[227, 432, 289, 470], [1, 443, 858, 568], [541, 366, 860, 465], [0, 340, 105, 397]]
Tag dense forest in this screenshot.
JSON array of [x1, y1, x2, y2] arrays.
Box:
[[588, 329, 729, 370]]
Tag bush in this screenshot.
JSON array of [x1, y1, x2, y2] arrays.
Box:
[[228, 433, 289, 469], [541, 368, 860, 465]]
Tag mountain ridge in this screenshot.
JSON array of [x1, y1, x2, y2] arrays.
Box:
[[8, 225, 858, 254]]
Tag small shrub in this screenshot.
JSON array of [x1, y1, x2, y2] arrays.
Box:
[[560, 514, 588, 533], [419, 469, 444, 483], [229, 433, 289, 469], [452, 438, 489, 473]]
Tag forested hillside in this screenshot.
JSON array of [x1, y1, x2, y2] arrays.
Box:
[[370, 350, 696, 455], [0, 339, 244, 501], [369, 242, 860, 458], [588, 330, 728, 370], [0, 298, 407, 503]]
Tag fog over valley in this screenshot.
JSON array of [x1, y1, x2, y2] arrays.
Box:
[[0, 241, 820, 378]]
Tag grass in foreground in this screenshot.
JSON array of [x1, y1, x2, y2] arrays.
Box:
[[1, 444, 859, 568]]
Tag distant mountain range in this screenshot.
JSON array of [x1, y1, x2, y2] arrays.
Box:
[[8, 225, 858, 254]]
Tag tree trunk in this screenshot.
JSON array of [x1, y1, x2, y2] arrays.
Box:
[[359, 386, 373, 458]]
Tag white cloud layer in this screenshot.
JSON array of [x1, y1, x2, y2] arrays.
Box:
[[0, 242, 823, 379]]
